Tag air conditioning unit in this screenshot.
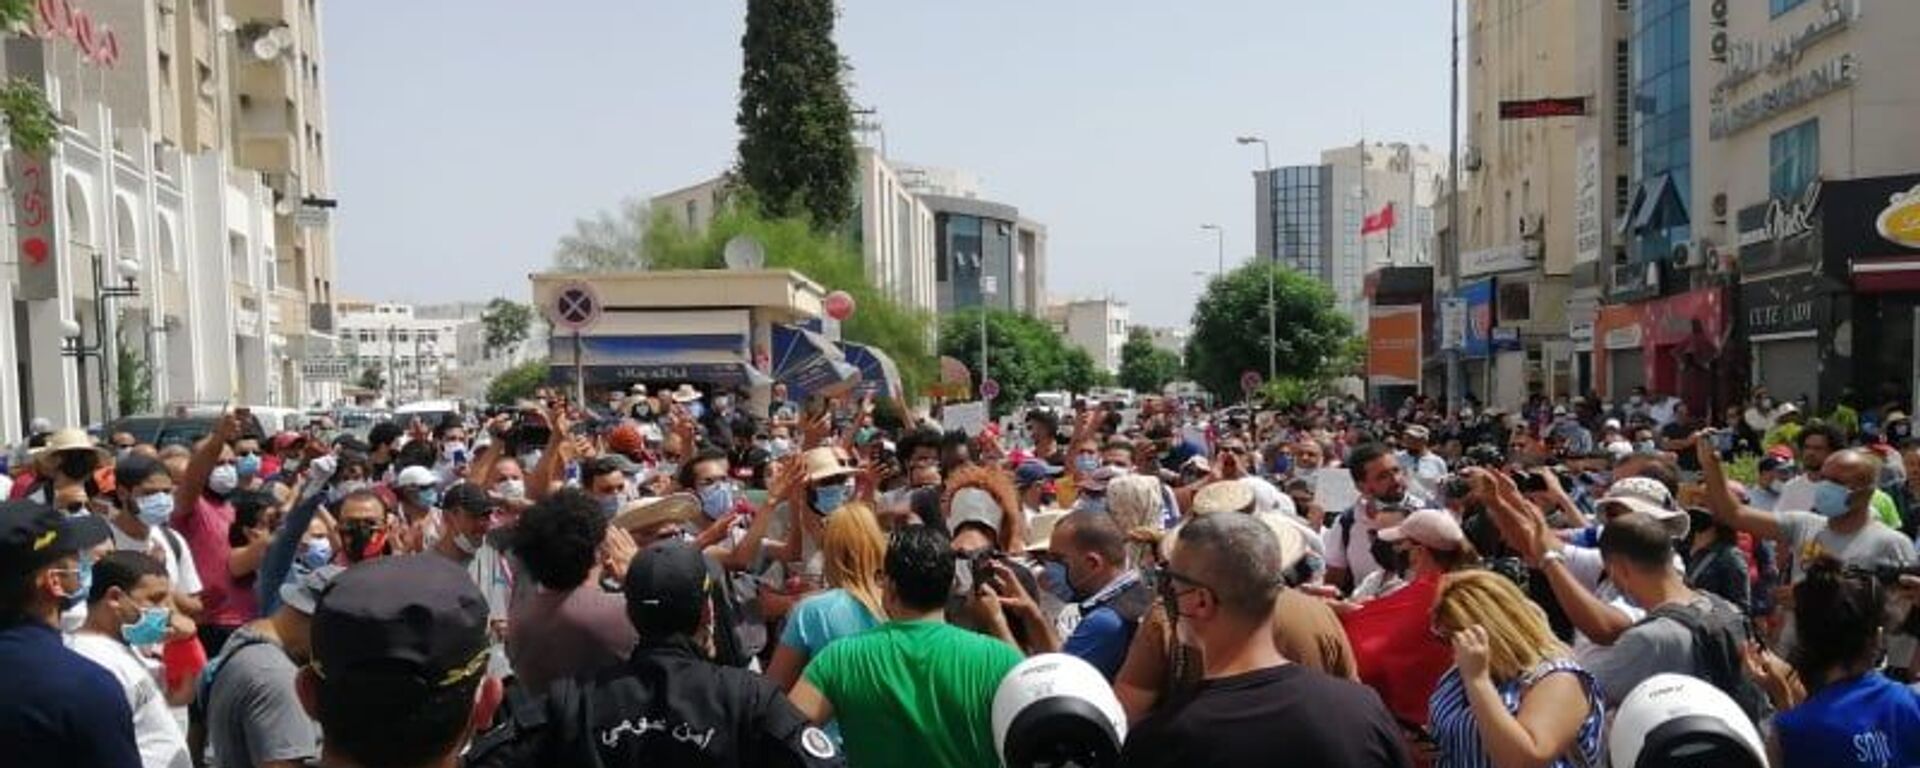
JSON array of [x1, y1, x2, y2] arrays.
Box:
[[1518, 213, 1544, 238], [1673, 242, 1706, 268], [1462, 147, 1484, 172], [1712, 193, 1728, 222]]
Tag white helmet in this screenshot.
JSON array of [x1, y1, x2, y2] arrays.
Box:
[[991, 654, 1126, 768], [1608, 674, 1768, 768]]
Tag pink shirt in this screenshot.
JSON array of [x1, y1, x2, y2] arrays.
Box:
[[175, 495, 258, 627]]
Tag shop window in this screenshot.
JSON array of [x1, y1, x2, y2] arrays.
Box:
[[1498, 282, 1532, 323]]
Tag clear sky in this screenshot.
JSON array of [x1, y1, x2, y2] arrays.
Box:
[[328, 1, 1451, 328]]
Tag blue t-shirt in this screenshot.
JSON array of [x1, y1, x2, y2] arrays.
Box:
[[780, 588, 880, 658], [1063, 605, 1131, 680], [1775, 672, 1920, 768], [0, 620, 141, 768]]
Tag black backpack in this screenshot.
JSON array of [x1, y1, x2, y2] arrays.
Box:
[[1636, 596, 1770, 724]]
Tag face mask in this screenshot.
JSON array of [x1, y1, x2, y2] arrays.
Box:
[[298, 538, 334, 570], [443, 443, 469, 463], [342, 525, 387, 563], [1040, 560, 1075, 603], [1273, 454, 1293, 475], [1758, 398, 1774, 410], [61, 557, 94, 612], [494, 479, 526, 501], [235, 455, 262, 479], [1078, 496, 1107, 514], [768, 438, 792, 458], [59, 600, 88, 633], [598, 495, 622, 517], [454, 531, 483, 555], [699, 483, 736, 520], [411, 487, 440, 509], [655, 462, 680, 480], [134, 492, 174, 527], [328, 479, 371, 504], [1074, 455, 1099, 474], [1633, 441, 1656, 453], [1370, 538, 1409, 575], [1812, 480, 1855, 518], [714, 397, 732, 410], [518, 450, 543, 469], [208, 465, 239, 496], [121, 605, 170, 646], [810, 483, 852, 515]]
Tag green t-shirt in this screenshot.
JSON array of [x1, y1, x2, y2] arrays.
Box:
[[803, 619, 1023, 768], [1871, 488, 1904, 530]]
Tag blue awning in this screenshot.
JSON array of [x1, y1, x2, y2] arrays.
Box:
[[770, 324, 859, 398], [547, 360, 773, 389], [836, 341, 903, 400]]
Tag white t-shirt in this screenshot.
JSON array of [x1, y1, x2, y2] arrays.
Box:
[[1396, 450, 1449, 499], [110, 523, 204, 597], [1241, 476, 1294, 517], [69, 632, 192, 768]]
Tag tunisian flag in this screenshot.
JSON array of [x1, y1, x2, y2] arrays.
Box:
[[1361, 202, 1397, 235], [1340, 570, 1452, 728]]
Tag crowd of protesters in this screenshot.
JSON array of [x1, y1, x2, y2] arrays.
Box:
[[3, 380, 1919, 767]]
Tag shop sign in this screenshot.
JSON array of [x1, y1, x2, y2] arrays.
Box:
[[1736, 181, 1824, 273], [1573, 137, 1603, 265], [1711, 54, 1857, 140], [1460, 242, 1539, 277], [33, 0, 122, 67], [1741, 277, 1821, 338], [1491, 327, 1523, 353], [1569, 322, 1594, 344], [1712, 0, 1857, 90], [7, 148, 56, 300], [1603, 323, 1644, 351], [1609, 261, 1662, 303], [1439, 298, 1466, 352], [1873, 183, 1920, 250]]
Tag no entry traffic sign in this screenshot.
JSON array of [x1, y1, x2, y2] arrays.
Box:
[[980, 378, 1001, 401], [1240, 370, 1263, 394], [550, 281, 602, 332]]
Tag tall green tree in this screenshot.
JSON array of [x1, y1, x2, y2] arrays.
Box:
[[481, 298, 533, 357], [1118, 328, 1183, 394], [644, 206, 934, 397], [552, 197, 650, 272], [939, 309, 1096, 416], [115, 327, 153, 416], [736, 0, 857, 229], [0, 1, 57, 153], [356, 362, 386, 393], [1185, 262, 1354, 401], [487, 361, 549, 405]]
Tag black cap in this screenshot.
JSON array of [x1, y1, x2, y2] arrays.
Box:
[[441, 484, 497, 517], [1, 501, 110, 576], [623, 540, 711, 637], [311, 556, 489, 689]]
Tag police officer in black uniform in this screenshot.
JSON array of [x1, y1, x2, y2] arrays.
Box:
[[467, 539, 843, 767]]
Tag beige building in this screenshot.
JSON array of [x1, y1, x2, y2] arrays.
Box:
[[1446, 0, 1583, 408]]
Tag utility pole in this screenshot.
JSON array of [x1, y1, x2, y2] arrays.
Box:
[[1446, 0, 1465, 411], [1239, 135, 1278, 383]]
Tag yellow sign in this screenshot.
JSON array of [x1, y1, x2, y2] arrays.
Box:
[[1877, 183, 1920, 249]]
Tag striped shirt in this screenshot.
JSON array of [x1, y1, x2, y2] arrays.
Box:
[[1428, 658, 1604, 768]]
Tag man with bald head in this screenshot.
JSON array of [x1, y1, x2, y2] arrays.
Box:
[[1698, 440, 1915, 655]]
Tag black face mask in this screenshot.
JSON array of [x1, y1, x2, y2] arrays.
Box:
[[58, 451, 98, 480], [1370, 537, 1409, 575], [340, 523, 384, 563]]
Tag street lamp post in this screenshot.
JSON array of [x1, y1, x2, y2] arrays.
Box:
[[60, 253, 143, 423], [1446, 0, 1465, 411], [979, 275, 997, 399], [1237, 136, 1277, 382], [1200, 224, 1224, 275]]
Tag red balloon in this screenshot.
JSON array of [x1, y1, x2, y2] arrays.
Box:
[[824, 290, 856, 321]]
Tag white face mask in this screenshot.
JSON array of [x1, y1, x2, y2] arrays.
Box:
[[59, 600, 88, 634], [208, 464, 239, 495], [494, 479, 526, 501], [454, 531, 483, 555]]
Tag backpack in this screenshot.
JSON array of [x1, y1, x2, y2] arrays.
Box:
[[1636, 596, 1770, 724]]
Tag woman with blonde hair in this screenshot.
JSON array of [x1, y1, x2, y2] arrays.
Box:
[[765, 501, 888, 692], [1427, 569, 1604, 768]]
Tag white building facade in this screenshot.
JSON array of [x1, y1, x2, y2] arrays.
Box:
[[335, 302, 462, 405], [1049, 298, 1130, 375]]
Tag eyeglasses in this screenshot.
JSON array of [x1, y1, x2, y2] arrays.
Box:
[[1146, 564, 1211, 603]]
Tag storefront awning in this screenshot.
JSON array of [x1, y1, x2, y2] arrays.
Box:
[[836, 341, 904, 400], [547, 360, 773, 389], [771, 324, 859, 398]]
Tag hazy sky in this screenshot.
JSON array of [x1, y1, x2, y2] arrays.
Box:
[[328, 1, 1451, 328]]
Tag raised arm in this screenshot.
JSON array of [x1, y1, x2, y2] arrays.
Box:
[[174, 411, 239, 524], [1697, 430, 1784, 541]]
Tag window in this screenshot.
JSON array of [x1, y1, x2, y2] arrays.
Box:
[[1771, 0, 1807, 17], [1498, 282, 1532, 322], [1769, 119, 1819, 201]]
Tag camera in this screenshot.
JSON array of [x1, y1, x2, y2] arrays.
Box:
[[1442, 474, 1474, 500]]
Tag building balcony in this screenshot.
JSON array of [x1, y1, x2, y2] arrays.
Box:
[[238, 134, 296, 175], [231, 0, 297, 25], [237, 56, 295, 105]]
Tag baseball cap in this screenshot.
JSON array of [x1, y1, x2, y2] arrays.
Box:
[[1597, 476, 1689, 539], [270, 432, 308, 452], [0, 501, 110, 576], [394, 465, 438, 490], [1402, 424, 1431, 442], [623, 539, 711, 636], [948, 487, 1002, 539], [1376, 509, 1467, 552], [1014, 461, 1063, 488], [310, 556, 489, 690], [278, 564, 345, 615], [1756, 455, 1792, 473]]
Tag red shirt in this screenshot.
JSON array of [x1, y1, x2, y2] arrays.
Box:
[[174, 495, 258, 628], [1340, 571, 1453, 727]]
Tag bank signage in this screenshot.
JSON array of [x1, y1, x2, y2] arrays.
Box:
[[1708, 0, 1862, 140], [1459, 242, 1539, 277]]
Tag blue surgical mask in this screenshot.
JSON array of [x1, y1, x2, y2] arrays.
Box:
[[62, 557, 94, 611], [298, 538, 333, 570], [208, 465, 239, 496], [768, 438, 792, 458], [134, 492, 174, 527], [1040, 560, 1075, 603], [597, 494, 621, 517], [235, 455, 262, 479], [810, 483, 852, 515], [121, 606, 170, 646], [412, 487, 440, 509], [1078, 496, 1107, 514], [700, 483, 736, 519], [1273, 454, 1294, 475], [1812, 480, 1855, 518], [1074, 454, 1099, 474]]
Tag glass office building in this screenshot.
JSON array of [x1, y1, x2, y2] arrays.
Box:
[[1257, 164, 1333, 283], [1626, 0, 1692, 263]]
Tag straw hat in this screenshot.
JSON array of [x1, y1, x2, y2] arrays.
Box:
[[612, 493, 700, 533]]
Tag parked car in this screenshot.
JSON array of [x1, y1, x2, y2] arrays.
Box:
[[105, 408, 268, 449]]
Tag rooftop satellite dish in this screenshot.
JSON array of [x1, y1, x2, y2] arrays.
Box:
[[268, 26, 295, 48], [723, 234, 766, 270], [250, 35, 281, 61]]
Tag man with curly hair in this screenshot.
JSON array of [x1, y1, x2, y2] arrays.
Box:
[[503, 487, 636, 691]]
